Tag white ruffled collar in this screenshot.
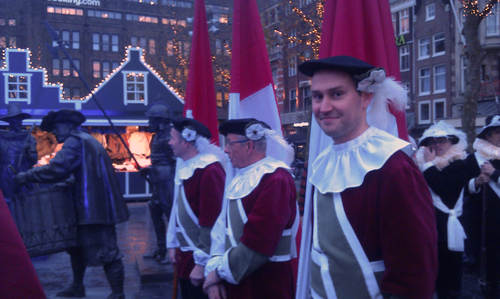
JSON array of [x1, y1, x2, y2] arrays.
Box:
[[474, 138, 500, 161], [414, 143, 467, 171], [309, 126, 409, 194], [225, 156, 290, 199], [175, 153, 220, 184]]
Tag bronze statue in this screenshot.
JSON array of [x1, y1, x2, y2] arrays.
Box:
[[15, 109, 129, 299], [0, 103, 37, 201], [142, 103, 176, 263]]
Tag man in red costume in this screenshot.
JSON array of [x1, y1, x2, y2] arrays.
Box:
[[297, 56, 437, 298], [203, 118, 298, 299], [167, 117, 226, 299], [0, 190, 46, 298]]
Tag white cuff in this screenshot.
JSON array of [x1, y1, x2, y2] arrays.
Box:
[[422, 161, 434, 172], [193, 249, 211, 266], [216, 249, 238, 284], [166, 206, 180, 248], [468, 178, 481, 194], [205, 255, 222, 277]]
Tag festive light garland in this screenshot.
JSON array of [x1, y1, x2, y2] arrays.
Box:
[[462, 0, 498, 17]]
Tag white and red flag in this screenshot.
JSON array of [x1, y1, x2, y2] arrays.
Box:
[[296, 0, 408, 296], [228, 0, 282, 135], [184, 0, 220, 144]]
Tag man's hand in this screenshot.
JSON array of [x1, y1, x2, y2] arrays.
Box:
[[203, 270, 222, 293], [189, 264, 205, 287], [475, 173, 491, 187], [481, 162, 495, 177], [206, 284, 227, 299], [168, 248, 177, 264], [423, 146, 435, 163]]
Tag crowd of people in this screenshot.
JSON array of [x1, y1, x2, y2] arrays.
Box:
[[1, 55, 500, 299]]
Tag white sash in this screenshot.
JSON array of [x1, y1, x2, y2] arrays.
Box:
[[430, 188, 466, 252]]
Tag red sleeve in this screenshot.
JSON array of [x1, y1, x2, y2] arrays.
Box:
[[198, 162, 226, 227], [240, 169, 297, 256], [0, 191, 46, 298], [379, 152, 438, 299]]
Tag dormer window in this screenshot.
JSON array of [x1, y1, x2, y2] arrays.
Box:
[[122, 71, 148, 105], [4, 73, 31, 104]]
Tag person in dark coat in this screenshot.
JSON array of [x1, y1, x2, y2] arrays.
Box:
[[142, 104, 176, 263], [0, 103, 38, 202], [15, 109, 129, 299], [463, 114, 500, 298], [415, 121, 470, 299]]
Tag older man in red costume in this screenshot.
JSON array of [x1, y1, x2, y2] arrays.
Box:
[[167, 117, 227, 299], [203, 118, 298, 299], [297, 56, 437, 299]]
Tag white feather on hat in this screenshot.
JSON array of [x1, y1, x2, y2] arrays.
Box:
[[358, 69, 408, 135]]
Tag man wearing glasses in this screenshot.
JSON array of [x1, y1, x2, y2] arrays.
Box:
[[203, 118, 298, 299]]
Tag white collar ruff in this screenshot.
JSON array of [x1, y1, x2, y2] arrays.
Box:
[[225, 156, 290, 200], [309, 126, 409, 194], [175, 153, 219, 184]]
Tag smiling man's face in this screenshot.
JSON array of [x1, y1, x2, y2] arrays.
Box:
[[311, 70, 372, 144]]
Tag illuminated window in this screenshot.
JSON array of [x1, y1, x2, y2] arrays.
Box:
[[72, 59, 80, 77], [216, 92, 223, 107], [93, 61, 101, 78], [0, 19, 5, 26], [52, 59, 60, 76], [8, 19, 15, 26], [0, 36, 6, 48], [102, 61, 110, 78], [123, 71, 148, 105], [166, 41, 174, 56], [149, 39, 156, 55], [399, 8, 409, 35], [63, 59, 70, 77], [4, 74, 31, 104]]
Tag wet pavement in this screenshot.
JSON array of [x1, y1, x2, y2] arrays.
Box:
[[33, 202, 177, 299], [31, 201, 488, 299]]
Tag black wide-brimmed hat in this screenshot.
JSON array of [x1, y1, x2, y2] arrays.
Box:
[[40, 109, 86, 132], [298, 55, 375, 77], [219, 118, 271, 137], [172, 117, 211, 140], [478, 114, 500, 139], [0, 103, 31, 121], [145, 103, 170, 119]]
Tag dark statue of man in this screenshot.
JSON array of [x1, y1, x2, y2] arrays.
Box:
[[142, 103, 176, 263], [15, 109, 129, 299], [0, 103, 38, 201]]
